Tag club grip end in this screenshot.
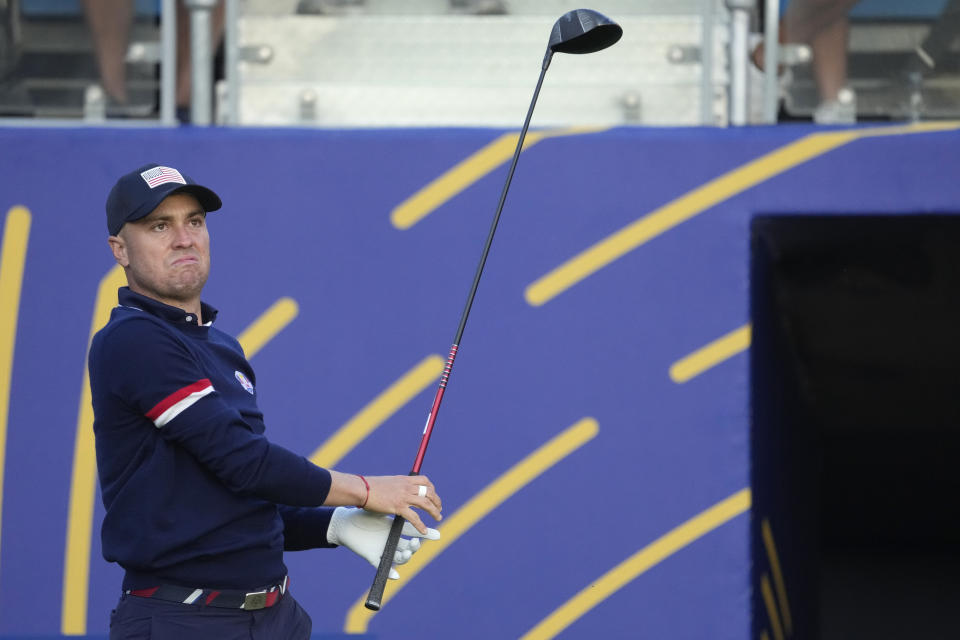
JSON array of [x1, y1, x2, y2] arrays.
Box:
[[364, 515, 406, 612]]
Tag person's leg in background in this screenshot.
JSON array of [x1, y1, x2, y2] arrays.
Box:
[[810, 12, 848, 97], [784, 0, 860, 122], [82, 0, 134, 104]]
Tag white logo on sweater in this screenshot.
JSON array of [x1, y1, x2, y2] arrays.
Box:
[[235, 370, 254, 394]]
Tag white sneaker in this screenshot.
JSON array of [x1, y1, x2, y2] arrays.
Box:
[[813, 87, 856, 124]]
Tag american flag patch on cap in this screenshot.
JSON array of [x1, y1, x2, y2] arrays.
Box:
[[140, 166, 187, 189]]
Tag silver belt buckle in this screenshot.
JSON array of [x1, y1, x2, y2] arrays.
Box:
[[243, 590, 267, 610]]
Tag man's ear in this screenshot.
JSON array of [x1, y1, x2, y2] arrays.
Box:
[[108, 234, 129, 267]]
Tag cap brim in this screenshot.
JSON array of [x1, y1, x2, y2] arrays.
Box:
[[169, 184, 223, 213]]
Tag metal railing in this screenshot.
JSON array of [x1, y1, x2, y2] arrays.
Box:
[[9, 0, 951, 127], [0, 0, 740, 127], [206, 0, 783, 127]]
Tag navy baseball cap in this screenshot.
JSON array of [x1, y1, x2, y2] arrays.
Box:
[[106, 163, 222, 235]]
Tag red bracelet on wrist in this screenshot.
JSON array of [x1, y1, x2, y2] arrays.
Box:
[[357, 474, 370, 508]]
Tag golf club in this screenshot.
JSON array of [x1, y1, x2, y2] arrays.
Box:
[[364, 8, 623, 612]]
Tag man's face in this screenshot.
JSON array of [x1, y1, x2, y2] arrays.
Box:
[[109, 194, 211, 309]]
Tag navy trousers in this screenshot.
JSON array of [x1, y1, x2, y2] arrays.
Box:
[[109, 590, 312, 640]]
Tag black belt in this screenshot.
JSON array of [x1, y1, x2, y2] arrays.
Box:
[[126, 575, 289, 610]]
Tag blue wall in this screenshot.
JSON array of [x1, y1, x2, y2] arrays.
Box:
[[0, 124, 958, 638]]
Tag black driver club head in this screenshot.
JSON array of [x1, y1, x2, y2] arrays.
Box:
[[548, 9, 623, 55]]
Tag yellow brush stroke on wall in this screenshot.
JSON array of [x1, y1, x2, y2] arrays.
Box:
[[525, 122, 960, 307], [669, 324, 751, 383], [62, 264, 126, 635], [762, 518, 793, 636], [521, 487, 751, 640], [761, 573, 785, 640], [390, 126, 608, 230], [310, 355, 443, 469], [61, 287, 299, 634], [524, 132, 857, 306], [0, 206, 31, 578], [236, 297, 299, 358], [849, 121, 960, 137], [344, 417, 599, 633]]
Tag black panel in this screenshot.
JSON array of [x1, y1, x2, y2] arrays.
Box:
[[751, 215, 960, 640]]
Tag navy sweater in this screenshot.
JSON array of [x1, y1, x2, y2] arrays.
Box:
[[89, 287, 336, 590]]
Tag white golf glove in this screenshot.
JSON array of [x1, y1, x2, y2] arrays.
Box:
[[327, 507, 441, 580]]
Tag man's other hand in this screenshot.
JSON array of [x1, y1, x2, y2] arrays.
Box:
[[326, 507, 441, 579]]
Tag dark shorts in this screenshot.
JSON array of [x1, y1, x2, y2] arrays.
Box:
[[109, 590, 312, 640]]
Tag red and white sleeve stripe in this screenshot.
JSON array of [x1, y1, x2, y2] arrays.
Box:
[[145, 379, 215, 428]]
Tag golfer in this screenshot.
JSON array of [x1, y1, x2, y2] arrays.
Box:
[[89, 163, 442, 639]]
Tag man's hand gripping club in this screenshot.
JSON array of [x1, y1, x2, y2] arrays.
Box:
[[325, 472, 442, 579]]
